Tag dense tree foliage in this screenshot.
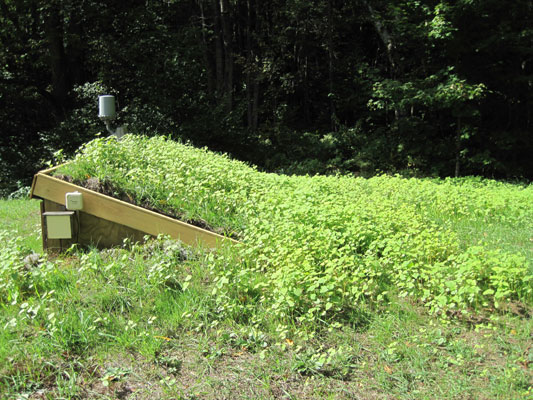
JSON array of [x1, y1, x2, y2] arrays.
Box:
[[1, 0, 532, 194]]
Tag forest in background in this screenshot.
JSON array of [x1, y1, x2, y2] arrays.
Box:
[[1, 0, 532, 195]]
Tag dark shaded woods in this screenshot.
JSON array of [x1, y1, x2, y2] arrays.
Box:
[[1, 0, 532, 194]]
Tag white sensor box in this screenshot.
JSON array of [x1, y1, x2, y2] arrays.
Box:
[[98, 95, 116, 119], [65, 191, 83, 210], [43, 211, 74, 239]]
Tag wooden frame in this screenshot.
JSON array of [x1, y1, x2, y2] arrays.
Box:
[[30, 165, 240, 251]]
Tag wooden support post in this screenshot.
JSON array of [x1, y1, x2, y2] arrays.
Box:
[[40, 201, 47, 252]]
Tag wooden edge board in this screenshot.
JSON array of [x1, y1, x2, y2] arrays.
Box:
[[31, 171, 240, 248], [38, 163, 69, 176], [30, 163, 69, 199], [30, 174, 38, 199]]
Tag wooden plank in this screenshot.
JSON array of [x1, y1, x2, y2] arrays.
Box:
[[30, 164, 67, 198], [77, 208, 147, 248], [31, 172, 238, 248], [40, 201, 47, 251], [36, 163, 66, 176]]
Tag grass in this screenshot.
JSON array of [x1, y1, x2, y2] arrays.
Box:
[[447, 215, 533, 273], [421, 179, 533, 273], [0, 134, 532, 398], [56, 136, 533, 318], [0, 204, 531, 398], [0, 198, 41, 253]]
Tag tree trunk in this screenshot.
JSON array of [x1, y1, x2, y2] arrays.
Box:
[[66, 8, 86, 87], [363, 0, 395, 72], [198, 0, 215, 94], [455, 116, 462, 177], [212, 0, 224, 95], [246, 0, 253, 128], [44, 2, 68, 119], [301, 18, 311, 126], [244, 0, 260, 131], [219, 0, 233, 111], [247, 71, 253, 128], [252, 79, 259, 130], [327, 0, 337, 131]]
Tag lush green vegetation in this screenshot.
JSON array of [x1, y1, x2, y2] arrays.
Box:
[[2, 1, 532, 395], [58, 136, 533, 327], [1, 135, 531, 397], [0, 198, 42, 253], [0, 199, 532, 399], [2, 0, 533, 195]]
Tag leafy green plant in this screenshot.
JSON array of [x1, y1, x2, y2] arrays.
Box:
[[55, 135, 533, 337], [0, 207, 531, 399]]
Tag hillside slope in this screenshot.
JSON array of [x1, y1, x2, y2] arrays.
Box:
[[57, 135, 533, 319]]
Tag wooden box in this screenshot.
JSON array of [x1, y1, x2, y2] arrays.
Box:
[[30, 165, 238, 252]]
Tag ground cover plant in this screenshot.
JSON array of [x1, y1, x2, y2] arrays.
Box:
[[0, 208, 532, 398], [57, 135, 533, 324], [0, 192, 532, 398], [0, 197, 41, 253]]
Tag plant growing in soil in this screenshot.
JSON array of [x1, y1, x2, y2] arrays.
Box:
[[55, 135, 533, 331]]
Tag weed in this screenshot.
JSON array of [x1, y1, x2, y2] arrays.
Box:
[[0, 231, 530, 398], [1, 135, 532, 398], [56, 135, 532, 335]]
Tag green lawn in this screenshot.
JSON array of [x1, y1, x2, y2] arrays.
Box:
[[0, 198, 41, 253], [0, 196, 531, 399], [1, 136, 532, 398]]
